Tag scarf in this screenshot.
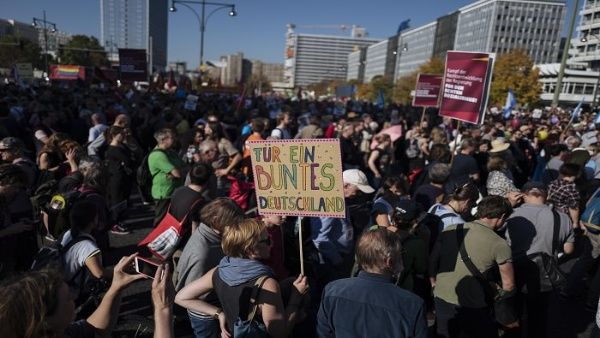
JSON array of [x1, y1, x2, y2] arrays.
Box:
[[217, 256, 274, 287]]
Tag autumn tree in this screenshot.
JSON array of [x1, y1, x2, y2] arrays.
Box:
[[392, 57, 444, 104], [58, 35, 109, 67], [490, 49, 541, 107], [0, 35, 44, 69]]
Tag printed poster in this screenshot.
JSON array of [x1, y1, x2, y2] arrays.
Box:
[[413, 74, 442, 107], [439, 51, 495, 124], [249, 139, 345, 218]]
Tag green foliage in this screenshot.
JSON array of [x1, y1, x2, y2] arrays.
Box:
[[58, 35, 108, 67], [0, 35, 44, 69], [490, 49, 541, 107]]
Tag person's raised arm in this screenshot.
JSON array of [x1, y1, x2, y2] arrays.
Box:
[[174, 267, 229, 337], [152, 264, 175, 338], [86, 254, 147, 337]]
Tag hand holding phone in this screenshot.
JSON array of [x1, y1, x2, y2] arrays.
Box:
[[134, 256, 162, 279]]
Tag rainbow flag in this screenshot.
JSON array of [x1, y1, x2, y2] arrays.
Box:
[[50, 65, 85, 80]]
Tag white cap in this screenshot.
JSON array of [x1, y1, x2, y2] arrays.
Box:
[[343, 169, 375, 194]]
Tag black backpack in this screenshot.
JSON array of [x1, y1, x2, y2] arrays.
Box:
[[136, 148, 166, 203], [31, 235, 94, 286], [419, 207, 459, 252], [44, 190, 97, 239]]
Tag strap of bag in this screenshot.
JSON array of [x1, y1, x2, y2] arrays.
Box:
[[247, 276, 269, 321], [456, 223, 486, 280], [179, 198, 205, 225], [551, 209, 560, 256]]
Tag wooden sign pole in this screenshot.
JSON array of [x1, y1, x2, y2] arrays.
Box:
[[297, 216, 305, 276]]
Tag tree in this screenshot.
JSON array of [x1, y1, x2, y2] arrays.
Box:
[[245, 73, 272, 94], [392, 57, 444, 104], [0, 35, 44, 69], [490, 49, 541, 107], [58, 35, 109, 67]]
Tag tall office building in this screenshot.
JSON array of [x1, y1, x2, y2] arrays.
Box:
[[220, 52, 244, 86], [284, 24, 382, 87], [396, 22, 438, 79], [346, 48, 366, 82], [0, 19, 39, 43], [100, 0, 168, 71], [455, 0, 565, 64]]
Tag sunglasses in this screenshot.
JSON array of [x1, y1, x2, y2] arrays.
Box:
[[258, 237, 271, 246]]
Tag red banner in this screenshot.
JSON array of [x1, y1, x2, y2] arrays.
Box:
[[49, 65, 85, 81], [439, 51, 494, 124], [412, 74, 442, 107]]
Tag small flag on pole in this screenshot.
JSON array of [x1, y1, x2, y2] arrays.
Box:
[[571, 97, 584, 121], [502, 89, 517, 119], [376, 89, 385, 110]]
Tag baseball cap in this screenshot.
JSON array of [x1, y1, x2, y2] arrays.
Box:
[[0, 137, 24, 151], [343, 169, 375, 194], [393, 199, 424, 222]]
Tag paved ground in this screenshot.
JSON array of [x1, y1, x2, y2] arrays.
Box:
[[102, 196, 195, 338], [102, 195, 600, 338]]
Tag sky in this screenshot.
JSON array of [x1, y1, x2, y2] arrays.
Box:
[[0, 0, 580, 69]]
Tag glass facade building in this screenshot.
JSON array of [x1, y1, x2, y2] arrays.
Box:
[[100, 0, 168, 70]]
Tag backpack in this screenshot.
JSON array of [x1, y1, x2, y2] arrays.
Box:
[[582, 187, 600, 234], [31, 234, 93, 286], [419, 205, 460, 251], [136, 149, 165, 197]]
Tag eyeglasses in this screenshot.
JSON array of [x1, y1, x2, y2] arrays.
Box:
[[258, 237, 271, 246]]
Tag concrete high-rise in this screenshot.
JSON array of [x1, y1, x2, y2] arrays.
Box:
[[284, 24, 382, 87], [455, 0, 565, 64], [100, 0, 168, 71]]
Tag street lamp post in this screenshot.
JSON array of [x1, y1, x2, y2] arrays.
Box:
[[552, 0, 580, 107], [32, 10, 57, 76], [169, 0, 237, 69], [581, 33, 600, 108]]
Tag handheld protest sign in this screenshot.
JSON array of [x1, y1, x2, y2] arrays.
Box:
[[249, 139, 345, 275], [439, 51, 495, 125]]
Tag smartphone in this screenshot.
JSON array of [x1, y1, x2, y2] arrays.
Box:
[[134, 256, 160, 279]]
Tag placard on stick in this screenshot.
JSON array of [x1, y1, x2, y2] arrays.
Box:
[[249, 139, 346, 218], [439, 51, 495, 125]]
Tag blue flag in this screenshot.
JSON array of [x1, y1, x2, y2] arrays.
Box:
[[571, 97, 584, 121], [397, 19, 411, 34], [502, 89, 517, 119], [594, 112, 600, 125], [376, 89, 385, 110]]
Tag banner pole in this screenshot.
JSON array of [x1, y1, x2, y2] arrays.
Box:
[[420, 106, 427, 125], [450, 120, 461, 165], [297, 216, 305, 276]]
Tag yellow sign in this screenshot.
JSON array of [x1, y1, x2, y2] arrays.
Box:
[[249, 139, 345, 218]]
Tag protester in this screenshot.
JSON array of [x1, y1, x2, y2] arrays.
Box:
[[175, 218, 309, 338], [547, 163, 582, 228], [317, 228, 427, 338], [506, 182, 574, 338], [430, 195, 517, 338], [176, 198, 244, 338], [149, 128, 184, 226]]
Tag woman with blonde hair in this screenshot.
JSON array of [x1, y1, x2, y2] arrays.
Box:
[[176, 218, 308, 338]]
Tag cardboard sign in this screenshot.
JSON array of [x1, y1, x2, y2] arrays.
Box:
[[439, 51, 495, 124], [249, 139, 345, 218], [413, 74, 442, 107]]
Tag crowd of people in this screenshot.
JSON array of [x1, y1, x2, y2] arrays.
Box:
[[0, 80, 599, 338]]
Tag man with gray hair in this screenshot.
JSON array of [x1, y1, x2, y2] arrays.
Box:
[[149, 128, 185, 226], [413, 163, 450, 210]]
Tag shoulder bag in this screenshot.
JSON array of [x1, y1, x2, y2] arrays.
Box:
[[233, 276, 270, 338]]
